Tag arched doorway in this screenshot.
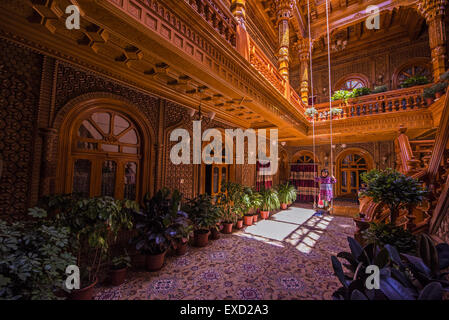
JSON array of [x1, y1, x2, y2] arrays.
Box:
[[336, 149, 373, 199], [58, 99, 152, 201]]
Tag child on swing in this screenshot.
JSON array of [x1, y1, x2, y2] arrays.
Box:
[[314, 169, 336, 214]]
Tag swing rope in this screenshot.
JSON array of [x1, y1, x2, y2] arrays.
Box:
[[325, 0, 334, 211], [306, 0, 317, 209]]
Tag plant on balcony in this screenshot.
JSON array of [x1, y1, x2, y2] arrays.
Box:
[[0, 208, 76, 300], [400, 75, 429, 88], [277, 183, 297, 209], [330, 235, 449, 300], [362, 222, 417, 254], [439, 69, 449, 81], [331, 107, 343, 119], [133, 188, 181, 271], [423, 86, 436, 105], [433, 82, 448, 98], [372, 85, 388, 94], [352, 87, 371, 97], [331, 90, 352, 103], [183, 194, 221, 247], [305, 107, 318, 120], [46, 194, 137, 299], [259, 188, 280, 219], [360, 169, 427, 225]]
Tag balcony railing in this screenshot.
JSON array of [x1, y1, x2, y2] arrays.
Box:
[[310, 84, 432, 122]]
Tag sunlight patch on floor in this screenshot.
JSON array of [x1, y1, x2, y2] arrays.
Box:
[[242, 219, 299, 242], [270, 208, 315, 225]]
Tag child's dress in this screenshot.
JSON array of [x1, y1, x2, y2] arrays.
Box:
[[314, 176, 337, 203]]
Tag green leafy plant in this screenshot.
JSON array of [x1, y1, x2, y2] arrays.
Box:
[[331, 90, 352, 102], [361, 169, 427, 225], [331, 235, 449, 300], [0, 208, 76, 300], [276, 183, 297, 205], [45, 194, 137, 287], [440, 69, 449, 81], [433, 81, 448, 94], [110, 250, 131, 270], [183, 194, 221, 231], [423, 86, 436, 99], [400, 75, 429, 88], [166, 210, 193, 243], [305, 107, 318, 118], [352, 87, 371, 97], [362, 222, 417, 254], [133, 188, 182, 255], [259, 188, 280, 211], [372, 85, 388, 94]]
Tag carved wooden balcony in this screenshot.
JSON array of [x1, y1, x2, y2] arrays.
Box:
[[311, 84, 432, 122]]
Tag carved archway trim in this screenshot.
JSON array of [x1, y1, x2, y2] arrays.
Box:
[[334, 73, 370, 91], [56, 94, 155, 199], [292, 150, 319, 163]]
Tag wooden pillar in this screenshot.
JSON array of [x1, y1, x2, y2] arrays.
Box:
[[39, 127, 58, 197], [274, 0, 294, 81], [155, 99, 165, 192], [231, 0, 250, 60], [419, 0, 448, 80], [295, 38, 310, 104]]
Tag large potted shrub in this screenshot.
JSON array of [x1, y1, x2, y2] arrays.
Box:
[[0, 208, 76, 300], [216, 190, 237, 234], [362, 222, 417, 254], [166, 211, 193, 256], [46, 194, 136, 299], [248, 188, 262, 222], [183, 194, 221, 247], [360, 169, 427, 225], [133, 189, 181, 271], [259, 188, 280, 219], [222, 182, 245, 229], [277, 183, 297, 209]]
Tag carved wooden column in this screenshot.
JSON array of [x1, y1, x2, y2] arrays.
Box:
[[419, 0, 447, 80], [295, 38, 310, 104], [39, 127, 58, 197], [273, 0, 294, 81], [155, 99, 165, 192], [231, 0, 250, 60]]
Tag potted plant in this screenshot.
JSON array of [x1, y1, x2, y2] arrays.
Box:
[[109, 250, 131, 286], [46, 194, 136, 299], [400, 75, 429, 88], [362, 222, 417, 254], [222, 182, 245, 229], [249, 189, 262, 222], [440, 69, 449, 82], [372, 85, 388, 94], [133, 189, 182, 271], [331, 90, 352, 104], [166, 210, 193, 256], [259, 188, 280, 219], [331, 107, 343, 119], [183, 194, 221, 247], [433, 82, 448, 99], [216, 191, 237, 234], [277, 183, 297, 210], [305, 107, 318, 121], [360, 169, 427, 225], [423, 86, 436, 105], [0, 207, 76, 300], [351, 87, 371, 98]]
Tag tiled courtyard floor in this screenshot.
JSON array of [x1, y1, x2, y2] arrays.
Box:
[[95, 206, 355, 300]]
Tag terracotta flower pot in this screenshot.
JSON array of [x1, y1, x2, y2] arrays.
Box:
[[145, 251, 167, 271], [260, 211, 270, 219], [436, 91, 443, 99], [175, 240, 188, 256], [243, 215, 253, 226], [222, 222, 233, 234], [109, 267, 127, 286], [425, 97, 435, 105], [194, 229, 210, 247], [68, 277, 98, 300], [252, 214, 258, 223], [210, 227, 220, 240], [236, 219, 243, 229], [281, 203, 288, 210]]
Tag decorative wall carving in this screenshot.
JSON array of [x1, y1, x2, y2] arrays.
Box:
[[0, 39, 42, 218]]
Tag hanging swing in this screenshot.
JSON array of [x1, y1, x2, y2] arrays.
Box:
[[307, 0, 335, 215]]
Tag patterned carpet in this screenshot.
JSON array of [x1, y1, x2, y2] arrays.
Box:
[[95, 206, 355, 300]]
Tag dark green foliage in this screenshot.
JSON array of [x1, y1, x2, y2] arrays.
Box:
[[259, 188, 280, 211], [331, 236, 449, 300], [183, 193, 221, 231], [362, 222, 417, 254], [400, 76, 429, 88], [423, 86, 436, 99], [0, 208, 76, 300], [133, 188, 185, 255], [110, 250, 131, 270], [372, 85, 388, 94], [352, 87, 371, 97], [276, 183, 297, 204], [361, 169, 427, 224]]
